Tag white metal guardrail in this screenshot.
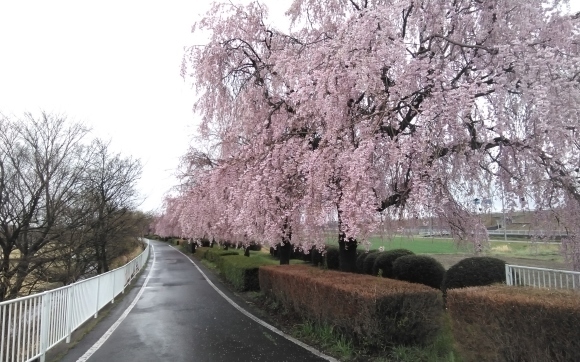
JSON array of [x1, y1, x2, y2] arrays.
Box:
[[488, 229, 565, 237], [417, 229, 566, 237], [0, 239, 150, 362], [506, 264, 580, 290]]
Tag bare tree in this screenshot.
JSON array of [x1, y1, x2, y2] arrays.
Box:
[[81, 139, 142, 273], [0, 113, 149, 301], [0, 113, 89, 301]]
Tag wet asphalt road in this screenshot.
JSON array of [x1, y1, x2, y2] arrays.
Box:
[[58, 240, 328, 362]]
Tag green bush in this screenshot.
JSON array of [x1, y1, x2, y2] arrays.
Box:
[[325, 246, 340, 270], [442, 257, 506, 292], [311, 248, 324, 267], [392, 255, 446, 289], [362, 252, 382, 275], [373, 249, 414, 277], [204, 248, 239, 268], [355, 250, 378, 273], [194, 247, 211, 259], [298, 247, 312, 262], [218, 255, 264, 291], [248, 243, 262, 251]]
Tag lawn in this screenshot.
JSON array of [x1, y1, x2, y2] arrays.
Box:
[[247, 249, 307, 265], [486, 241, 562, 261], [325, 235, 563, 262], [196, 247, 306, 265]]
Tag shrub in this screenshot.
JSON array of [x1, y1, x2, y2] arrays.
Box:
[[204, 248, 239, 268], [179, 240, 193, 253], [199, 238, 211, 247], [392, 255, 445, 289], [311, 248, 324, 267], [297, 247, 311, 262], [441, 257, 505, 292], [362, 252, 382, 275], [259, 265, 443, 350], [355, 250, 378, 273], [325, 246, 340, 270], [218, 255, 264, 291], [448, 285, 580, 362], [248, 243, 262, 251], [193, 246, 210, 258], [373, 249, 414, 277]]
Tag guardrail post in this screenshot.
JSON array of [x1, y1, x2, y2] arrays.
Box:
[[122, 266, 126, 294], [111, 272, 115, 305], [39, 292, 51, 362], [65, 287, 74, 343], [94, 277, 100, 319]]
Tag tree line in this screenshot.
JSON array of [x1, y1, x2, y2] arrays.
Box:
[[0, 112, 150, 302], [154, 0, 580, 271]]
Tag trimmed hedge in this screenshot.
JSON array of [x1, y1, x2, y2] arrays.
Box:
[[325, 246, 340, 270], [194, 246, 211, 257], [204, 248, 239, 266], [356, 250, 378, 274], [248, 243, 262, 251], [299, 247, 312, 262], [218, 255, 263, 291], [198, 238, 211, 247], [373, 249, 414, 277], [392, 255, 445, 289], [194, 247, 264, 291], [448, 285, 580, 362], [362, 252, 382, 275], [442, 257, 506, 292], [310, 248, 324, 266], [259, 265, 444, 350]]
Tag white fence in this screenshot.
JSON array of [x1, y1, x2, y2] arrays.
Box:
[[0, 239, 150, 362], [416, 229, 566, 238], [488, 229, 565, 237], [505, 264, 580, 290]]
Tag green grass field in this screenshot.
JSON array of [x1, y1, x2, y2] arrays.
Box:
[[248, 250, 307, 265], [195, 246, 306, 265], [365, 236, 467, 254], [327, 235, 563, 262]]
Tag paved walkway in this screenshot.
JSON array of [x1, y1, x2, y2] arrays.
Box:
[[57, 240, 329, 362]]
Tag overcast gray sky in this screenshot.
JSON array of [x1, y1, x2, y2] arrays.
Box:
[[0, 1, 289, 212], [0, 1, 577, 213]]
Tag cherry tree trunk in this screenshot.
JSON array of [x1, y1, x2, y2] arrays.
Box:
[[279, 242, 292, 265], [279, 219, 292, 264], [338, 234, 357, 273], [244, 246, 250, 257]]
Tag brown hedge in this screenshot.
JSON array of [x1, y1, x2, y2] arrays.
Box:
[[259, 264, 443, 350], [447, 285, 580, 362]]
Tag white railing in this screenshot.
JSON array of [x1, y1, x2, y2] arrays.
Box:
[[487, 229, 566, 237], [505, 264, 580, 290], [415, 229, 565, 237], [0, 239, 150, 362]]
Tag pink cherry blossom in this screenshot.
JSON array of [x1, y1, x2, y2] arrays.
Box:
[[156, 0, 580, 270]]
